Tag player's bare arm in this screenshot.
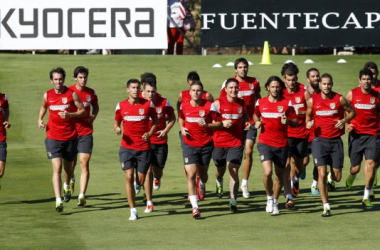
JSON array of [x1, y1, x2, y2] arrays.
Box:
[[335, 96, 356, 129], [88, 102, 99, 123], [178, 117, 189, 136], [157, 113, 176, 138], [242, 102, 250, 129], [38, 93, 48, 130], [206, 92, 214, 102], [305, 98, 314, 129], [143, 115, 158, 141], [253, 113, 261, 129], [114, 120, 122, 135], [3, 107, 10, 128], [345, 90, 354, 132]]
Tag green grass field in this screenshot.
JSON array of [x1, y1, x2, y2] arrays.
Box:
[[1, 53, 379, 249]]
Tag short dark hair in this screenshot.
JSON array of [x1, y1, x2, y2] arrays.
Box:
[[306, 68, 319, 78], [265, 76, 285, 89], [281, 62, 299, 76], [225, 78, 239, 88], [190, 80, 203, 90], [126, 78, 141, 88], [283, 67, 297, 77], [363, 61, 378, 73], [49, 67, 66, 80], [187, 71, 200, 81], [73, 66, 89, 78], [320, 73, 333, 83], [234, 58, 248, 69], [140, 72, 157, 85], [359, 69, 373, 80]]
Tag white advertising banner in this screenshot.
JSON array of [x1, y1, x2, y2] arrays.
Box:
[[0, 0, 167, 50]]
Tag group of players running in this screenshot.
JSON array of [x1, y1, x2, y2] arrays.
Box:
[[1, 58, 379, 221]]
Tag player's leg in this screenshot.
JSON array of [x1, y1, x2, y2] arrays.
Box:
[[241, 138, 254, 198], [124, 168, 137, 219], [151, 143, 167, 191], [77, 153, 91, 205], [228, 162, 240, 212], [317, 164, 330, 217], [0, 141, 7, 190], [363, 159, 375, 207], [185, 163, 200, 219], [52, 157, 64, 212], [62, 140, 76, 203], [197, 143, 213, 201], [143, 165, 154, 213], [257, 143, 275, 213], [212, 147, 226, 198]]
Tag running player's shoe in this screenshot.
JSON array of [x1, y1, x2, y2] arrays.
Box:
[[362, 199, 374, 208], [56, 202, 63, 213], [134, 181, 141, 195], [311, 185, 320, 195], [144, 204, 154, 213], [266, 199, 274, 213], [78, 196, 86, 207], [216, 180, 223, 198], [272, 202, 279, 215], [198, 182, 206, 201], [285, 199, 295, 210], [345, 174, 355, 188], [229, 200, 237, 213], [327, 172, 335, 192], [129, 210, 138, 221], [321, 208, 331, 217], [192, 207, 201, 219], [63, 187, 72, 202], [241, 185, 250, 199], [70, 175, 75, 194], [300, 169, 306, 180], [373, 173, 377, 187], [370, 190, 375, 201], [292, 181, 300, 198], [153, 178, 161, 191]]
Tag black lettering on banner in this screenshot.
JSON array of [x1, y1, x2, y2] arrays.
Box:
[[135, 8, 153, 37], [43, 9, 63, 38], [89, 8, 106, 37], [111, 8, 131, 37], [1, 8, 17, 38], [19, 9, 38, 38], [68, 8, 85, 38]]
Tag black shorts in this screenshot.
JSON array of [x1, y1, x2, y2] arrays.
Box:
[[182, 141, 213, 166], [0, 141, 7, 162], [349, 133, 379, 167], [119, 146, 151, 174], [242, 124, 257, 144], [151, 143, 168, 169], [311, 137, 344, 169], [257, 143, 288, 169], [288, 137, 308, 158], [45, 138, 77, 161], [77, 134, 93, 154], [212, 146, 244, 167], [307, 141, 312, 155]]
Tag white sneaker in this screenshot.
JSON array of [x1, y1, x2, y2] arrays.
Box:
[[241, 185, 250, 198], [153, 178, 161, 191], [266, 199, 274, 213], [129, 210, 138, 221], [144, 204, 154, 213], [272, 202, 280, 215]]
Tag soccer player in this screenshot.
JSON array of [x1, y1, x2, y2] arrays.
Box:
[[0, 92, 11, 191], [140, 74, 176, 213], [305, 68, 321, 195], [212, 78, 250, 212], [345, 69, 380, 207], [114, 79, 158, 221], [38, 67, 86, 213], [220, 57, 261, 199], [306, 73, 356, 217], [254, 76, 298, 214], [68, 66, 99, 206], [179, 80, 222, 219], [282, 67, 311, 198]]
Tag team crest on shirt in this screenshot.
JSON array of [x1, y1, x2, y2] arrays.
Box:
[[237, 107, 242, 113], [370, 97, 375, 104], [139, 109, 144, 115], [277, 106, 283, 112], [330, 103, 335, 109], [62, 97, 67, 104], [199, 110, 205, 117], [295, 97, 301, 103], [156, 107, 162, 114], [86, 95, 91, 102], [249, 84, 254, 89]]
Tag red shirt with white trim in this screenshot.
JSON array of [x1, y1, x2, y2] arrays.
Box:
[[115, 98, 157, 150], [0, 93, 9, 142], [46, 87, 78, 141], [255, 96, 297, 147], [180, 99, 221, 147], [283, 86, 307, 138], [349, 87, 379, 136], [149, 95, 175, 145], [213, 95, 245, 148], [68, 85, 98, 136], [312, 92, 345, 138], [220, 76, 260, 124]]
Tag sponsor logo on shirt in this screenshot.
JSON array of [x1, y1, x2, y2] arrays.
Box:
[[261, 112, 283, 118], [316, 110, 338, 116], [186, 117, 205, 123], [293, 104, 304, 109], [222, 114, 243, 119], [354, 103, 376, 110], [83, 102, 91, 107], [238, 90, 255, 96], [49, 104, 71, 111], [124, 115, 147, 121]]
